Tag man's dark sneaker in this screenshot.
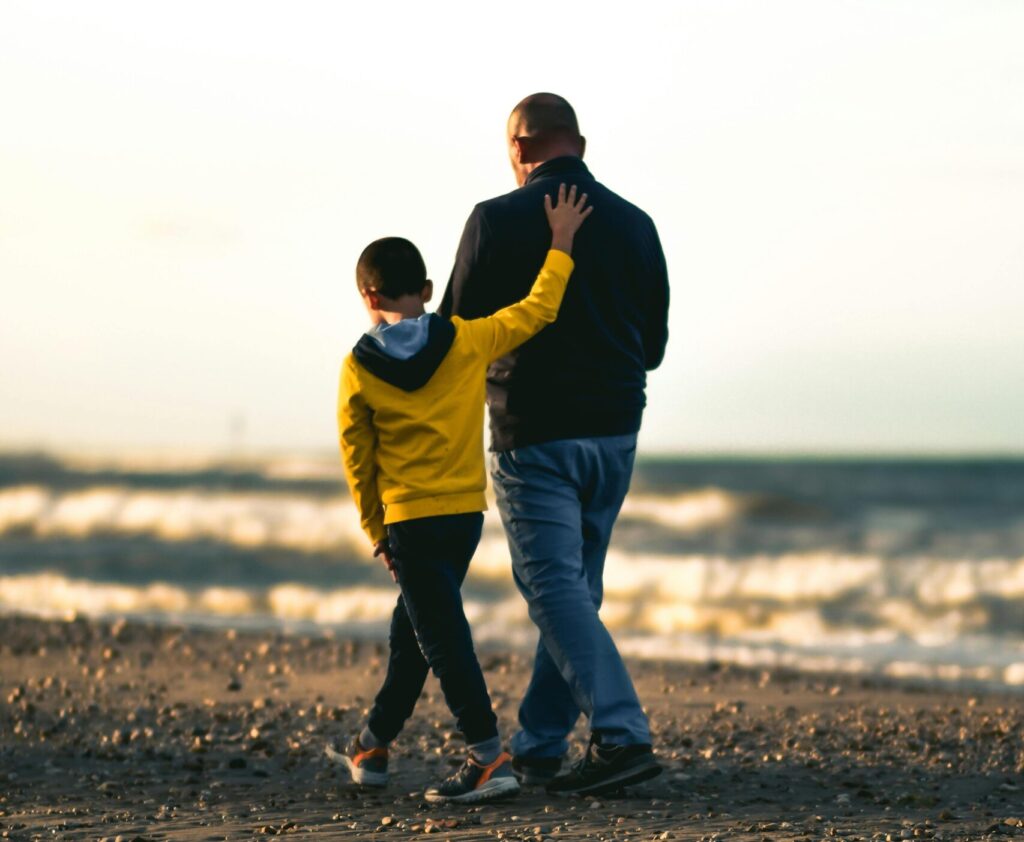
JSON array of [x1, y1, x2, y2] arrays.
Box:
[[512, 754, 564, 786], [324, 735, 389, 787], [425, 751, 521, 804], [545, 737, 661, 796]]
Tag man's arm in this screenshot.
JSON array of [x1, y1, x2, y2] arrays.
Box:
[[642, 219, 670, 371], [337, 357, 386, 545], [438, 205, 494, 320]]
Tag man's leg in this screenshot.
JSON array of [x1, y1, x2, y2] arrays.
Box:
[[576, 434, 650, 746], [493, 448, 582, 760], [493, 439, 649, 756], [511, 637, 581, 759]]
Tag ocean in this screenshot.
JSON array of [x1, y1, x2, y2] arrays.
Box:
[[1, 451, 1022, 689]]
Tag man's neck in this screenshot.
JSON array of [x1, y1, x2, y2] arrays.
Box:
[[520, 152, 584, 184]]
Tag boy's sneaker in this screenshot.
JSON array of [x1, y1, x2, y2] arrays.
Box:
[[324, 735, 389, 787], [425, 752, 520, 804], [512, 754, 563, 785], [545, 737, 661, 796]]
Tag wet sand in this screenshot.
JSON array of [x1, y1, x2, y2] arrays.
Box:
[[1, 615, 1021, 841]]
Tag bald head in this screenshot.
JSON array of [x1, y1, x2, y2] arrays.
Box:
[[509, 93, 581, 142], [506, 93, 585, 186]]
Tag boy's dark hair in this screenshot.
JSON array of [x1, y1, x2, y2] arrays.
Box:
[[356, 237, 428, 300]]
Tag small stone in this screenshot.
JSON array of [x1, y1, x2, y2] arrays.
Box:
[[227, 677, 242, 692]]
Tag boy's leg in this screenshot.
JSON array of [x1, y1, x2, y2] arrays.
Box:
[[365, 593, 430, 744], [387, 512, 499, 748]]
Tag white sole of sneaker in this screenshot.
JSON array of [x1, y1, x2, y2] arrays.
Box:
[[324, 744, 389, 787], [425, 775, 521, 804]]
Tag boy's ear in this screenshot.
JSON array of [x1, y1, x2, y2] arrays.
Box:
[[362, 289, 382, 310], [422, 280, 434, 304]]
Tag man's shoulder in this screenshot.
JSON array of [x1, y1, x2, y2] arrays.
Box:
[[475, 176, 653, 227], [472, 183, 537, 220]]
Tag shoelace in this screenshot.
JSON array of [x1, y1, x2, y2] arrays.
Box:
[[443, 757, 477, 786], [568, 741, 600, 774]]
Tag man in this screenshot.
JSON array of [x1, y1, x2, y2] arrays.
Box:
[[439, 93, 669, 795]]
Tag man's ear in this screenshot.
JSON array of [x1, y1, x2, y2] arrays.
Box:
[[579, 135, 586, 159], [422, 280, 434, 304], [514, 135, 542, 164], [510, 136, 526, 165]]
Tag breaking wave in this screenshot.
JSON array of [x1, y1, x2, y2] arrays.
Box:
[[2, 452, 1024, 689]]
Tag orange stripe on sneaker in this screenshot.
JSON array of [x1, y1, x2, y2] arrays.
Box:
[[353, 746, 388, 766], [475, 752, 511, 788]]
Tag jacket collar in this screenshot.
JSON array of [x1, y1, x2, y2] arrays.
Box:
[[524, 156, 592, 186], [353, 314, 456, 392]]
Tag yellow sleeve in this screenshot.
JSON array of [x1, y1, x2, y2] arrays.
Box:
[[337, 355, 387, 545], [458, 249, 574, 362]]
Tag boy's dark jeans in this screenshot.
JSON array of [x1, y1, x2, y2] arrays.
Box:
[[366, 512, 498, 745]]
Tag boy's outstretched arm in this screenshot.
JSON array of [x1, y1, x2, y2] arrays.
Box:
[[337, 357, 387, 547], [460, 184, 592, 362]]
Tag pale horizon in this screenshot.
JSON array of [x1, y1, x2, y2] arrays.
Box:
[[2, 1, 1023, 455]]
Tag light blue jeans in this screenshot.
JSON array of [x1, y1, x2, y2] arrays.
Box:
[[491, 433, 651, 759]]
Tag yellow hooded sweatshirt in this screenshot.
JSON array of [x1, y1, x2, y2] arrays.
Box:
[[337, 249, 574, 544]]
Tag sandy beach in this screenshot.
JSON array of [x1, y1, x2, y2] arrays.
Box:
[[1, 615, 1021, 841]]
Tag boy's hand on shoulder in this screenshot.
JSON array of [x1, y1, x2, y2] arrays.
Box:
[[373, 539, 398, 582], [546, 183, 593, 255]]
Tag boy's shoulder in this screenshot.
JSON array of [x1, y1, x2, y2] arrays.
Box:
[[339, 351, 363, 392]]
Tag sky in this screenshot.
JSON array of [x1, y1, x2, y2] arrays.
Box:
[[1, 1, 1022, 455]]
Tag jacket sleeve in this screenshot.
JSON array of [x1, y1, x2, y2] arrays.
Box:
[[337, 356, 387, 545], [642, 219, 670, 371], [458, 249, 574, 362], [438, 204, 494, 320]]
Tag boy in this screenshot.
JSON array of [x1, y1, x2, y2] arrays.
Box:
[[329, 185, 592, 804]]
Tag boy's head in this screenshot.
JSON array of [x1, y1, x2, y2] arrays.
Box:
[[356, 237, 433, 316]]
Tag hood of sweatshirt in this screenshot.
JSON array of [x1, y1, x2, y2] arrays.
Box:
[[352, 313, 456, 392]]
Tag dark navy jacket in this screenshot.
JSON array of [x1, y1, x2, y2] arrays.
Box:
[[438, 156, 669, 452]]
